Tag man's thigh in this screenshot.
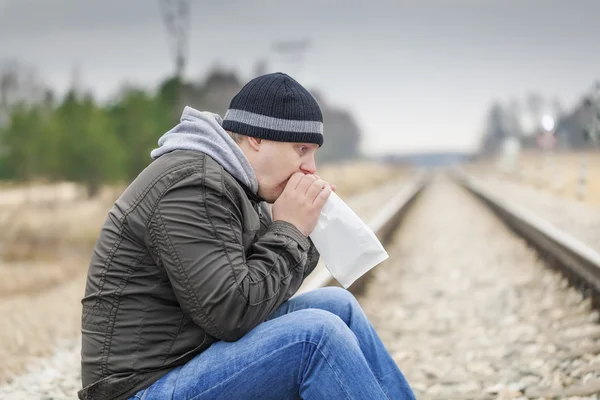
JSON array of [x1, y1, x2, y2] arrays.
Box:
[[267, 286, 353, 321], [140, 311, 316, 400]]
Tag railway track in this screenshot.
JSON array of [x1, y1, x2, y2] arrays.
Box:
[[357, 174, 600, 399], [454, 170, 600, 309]]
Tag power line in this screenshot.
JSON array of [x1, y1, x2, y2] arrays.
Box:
[[583, 81, 600, 146], [271, 39, 312, 81]]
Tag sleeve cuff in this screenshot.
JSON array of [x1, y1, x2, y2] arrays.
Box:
[[268, 220, 310, 251]]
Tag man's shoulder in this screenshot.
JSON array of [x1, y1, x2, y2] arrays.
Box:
[[146, 149, 205, 176], [139, 150, 246, 200]]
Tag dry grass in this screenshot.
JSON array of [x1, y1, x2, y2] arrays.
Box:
[[318, 160, 410, 199], [0, 183, 113, 382], [465, 151, 600, 209], [0, 272, 86, 382], [0, 182, 85, 208], [0, 185, 123, 263], [0, 258, 87, 299]]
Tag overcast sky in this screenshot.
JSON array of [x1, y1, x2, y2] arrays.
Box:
[[1, 0, 599, 155]]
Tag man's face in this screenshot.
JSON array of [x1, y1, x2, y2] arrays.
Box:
[[252, 141, 319, 203]]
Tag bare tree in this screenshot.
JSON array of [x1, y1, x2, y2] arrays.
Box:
[[526, 92, 544, 119], [0, 59, 46, 122]]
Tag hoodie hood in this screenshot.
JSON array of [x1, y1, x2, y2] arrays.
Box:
[[150, 106, 259, 194]]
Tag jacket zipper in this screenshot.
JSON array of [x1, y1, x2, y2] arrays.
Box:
[[255, 202, 262, 218]]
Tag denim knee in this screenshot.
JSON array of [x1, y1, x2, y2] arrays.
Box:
[[315, 287, 361, 313], [291, 309, 360, 348]]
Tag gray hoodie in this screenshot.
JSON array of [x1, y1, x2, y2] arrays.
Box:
[[150, 106, 259, 194]]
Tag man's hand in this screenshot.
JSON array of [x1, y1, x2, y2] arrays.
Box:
[[314, 174, 336, 193], [272, 172, 333, 237]]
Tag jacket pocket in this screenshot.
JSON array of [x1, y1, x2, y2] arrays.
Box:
[[82, 305, 110, 332]]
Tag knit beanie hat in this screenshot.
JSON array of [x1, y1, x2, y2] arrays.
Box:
[[222, 72, 324, 146]]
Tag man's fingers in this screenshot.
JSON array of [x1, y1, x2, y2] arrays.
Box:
[[313, 184, 332, 207], [287, 172, 305, 190], [306, 179, 327, 201], [296, 174, 317, 194], [312, 175, 335, 192]]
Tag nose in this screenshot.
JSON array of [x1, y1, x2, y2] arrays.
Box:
[[300, 156, 317, 175]]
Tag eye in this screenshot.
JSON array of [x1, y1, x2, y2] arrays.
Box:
[[297, 146, 308, 155]]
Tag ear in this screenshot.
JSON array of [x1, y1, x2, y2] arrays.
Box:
[[247, 136, 262, 151]]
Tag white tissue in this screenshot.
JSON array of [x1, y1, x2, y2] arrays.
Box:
[[309, 192, 389, 289]]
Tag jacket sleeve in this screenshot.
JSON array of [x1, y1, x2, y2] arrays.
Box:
[[303, 238, 320, 278], [148, 175, 313, 342], [260, 202, 320, 280]]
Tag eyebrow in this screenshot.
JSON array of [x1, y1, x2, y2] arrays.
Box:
[[298, 143, 319, 150]]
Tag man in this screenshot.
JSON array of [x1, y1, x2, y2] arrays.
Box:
[[79, 72, 415, 400]]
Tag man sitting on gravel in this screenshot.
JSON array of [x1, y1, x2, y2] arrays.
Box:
[[79, 72, 415, 400]]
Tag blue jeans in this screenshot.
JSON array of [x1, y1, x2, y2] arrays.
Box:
[[130, 287, 415, 399]]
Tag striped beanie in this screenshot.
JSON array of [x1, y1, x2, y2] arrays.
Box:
[[222, 72, 324, 146]]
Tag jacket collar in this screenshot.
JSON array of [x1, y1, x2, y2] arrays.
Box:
[[234, 176, 266, 203]]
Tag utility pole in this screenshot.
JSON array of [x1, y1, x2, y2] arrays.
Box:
[[159, 0, 191, 80], [578, 81, 599, 201], [159, 0, 191, 118], [590, 81, 600, 146]]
